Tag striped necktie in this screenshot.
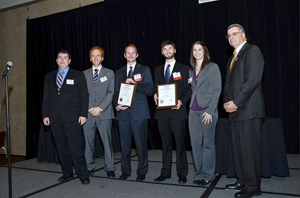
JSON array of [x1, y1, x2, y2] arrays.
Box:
[[230, 50, 237, 73], [56, 71, 64, 90], [94, 69, 99, 83]]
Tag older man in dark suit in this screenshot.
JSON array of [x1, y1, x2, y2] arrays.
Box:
[[154, 40, 191, 184], [114, 44, 154, 182], [223, 24, 265, 198], [42, 49, 90, 184]]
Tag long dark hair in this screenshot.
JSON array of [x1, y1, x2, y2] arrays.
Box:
[[190, 41, 210, 71]]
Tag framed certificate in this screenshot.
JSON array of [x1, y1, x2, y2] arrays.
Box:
[[117, 82, 137, 108], [157, 83, 178, 109]]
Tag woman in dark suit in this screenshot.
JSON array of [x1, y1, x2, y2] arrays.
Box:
[[188, 41, 221, 185]]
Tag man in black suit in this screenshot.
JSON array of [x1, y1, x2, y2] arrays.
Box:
[[223, 24, 265, 197], [154, 40, 191, 184], [42, 49, 90, 184], [114, 44, 154, 182]]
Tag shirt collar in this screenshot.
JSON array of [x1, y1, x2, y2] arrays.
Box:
[[92, 65, 102, 73], [164, 59, 176, 74], [235, 41, 247, 55], [127, 62, 137, 73], [58, 67, 69, 74]]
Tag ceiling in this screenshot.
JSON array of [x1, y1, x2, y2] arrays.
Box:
[[0, 0, 45, 12]]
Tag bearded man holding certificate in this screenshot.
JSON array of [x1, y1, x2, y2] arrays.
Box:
[[154, 40, 191, 184]]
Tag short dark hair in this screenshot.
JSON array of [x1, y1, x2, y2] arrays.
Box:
[[57, 49, 71, 59], [89, 46, 105, 58], [161, 40, 176, 51]]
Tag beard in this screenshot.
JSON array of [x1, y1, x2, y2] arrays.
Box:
[[163, 53, 175, 60]]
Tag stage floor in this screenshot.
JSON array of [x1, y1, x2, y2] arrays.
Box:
[[0, 150, 299, 198]]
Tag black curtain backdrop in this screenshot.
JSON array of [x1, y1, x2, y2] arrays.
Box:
[[26, 0, 299, 158]]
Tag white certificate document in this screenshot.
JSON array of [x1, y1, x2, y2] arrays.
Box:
[[118, 83, 136, 108], [157, 83, 177, 109]]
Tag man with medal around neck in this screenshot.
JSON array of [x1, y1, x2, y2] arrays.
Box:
[[114, 44, 154, 182], [154, 40, 191, 184]]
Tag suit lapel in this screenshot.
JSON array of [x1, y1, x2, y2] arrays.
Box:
[[52, 71, 58, 90], [168, 62, 178, 83], [59, 69, 72, 90], [98, 67, 107, 83], [196, 66, 208, 88], [122, 66, 127, 81], [86, 68, 94, 85]]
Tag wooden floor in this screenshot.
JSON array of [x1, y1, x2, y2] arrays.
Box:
[[0, 155, 26, 166]]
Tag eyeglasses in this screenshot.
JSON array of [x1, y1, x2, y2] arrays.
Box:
[[225, 32, 242, 39]]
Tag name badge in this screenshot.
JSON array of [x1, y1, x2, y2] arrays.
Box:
[[134, 74, 142, 82], [188, 77, 192, 84], [66, 79, 74, 85], [100, 76, 107, 83], [172, 72, 182, 80]]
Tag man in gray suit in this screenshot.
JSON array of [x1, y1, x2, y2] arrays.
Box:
[[83, 46, 115, 178]]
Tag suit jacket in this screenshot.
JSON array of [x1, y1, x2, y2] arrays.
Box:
[[223, 42, 265, 121], [114, 63, 154, 121], [83, 66, 115, 120], [189, 62, 221, 116], [154, 62, 191, 120], [42, 68, 89, 123]]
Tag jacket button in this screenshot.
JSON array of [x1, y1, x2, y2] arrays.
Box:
[[227, 85, 229, 88]]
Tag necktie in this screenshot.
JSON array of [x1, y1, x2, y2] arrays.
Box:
[[94, 69, 99, 83], [56, 71, 64, 90], [230, 50, 237, 73], [128, 66, 133, 78], [165, 64, 170, 83]]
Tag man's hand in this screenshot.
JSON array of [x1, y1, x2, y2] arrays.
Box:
[[154, 93, 158, 105], [172, 100, 182, 110], [224, 101, 238, 113], [90, 107, 101, 117], [116, 104, 128, 111], [43, 117, 50, 126], [78, 116, 87, 125], [202, 112, 212, 124], [125, 78, 136, 84]]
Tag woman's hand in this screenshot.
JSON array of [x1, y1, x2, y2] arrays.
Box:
[[202, 112, 212, 124]]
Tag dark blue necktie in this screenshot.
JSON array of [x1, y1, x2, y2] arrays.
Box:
[[165, 64, 170, 83]]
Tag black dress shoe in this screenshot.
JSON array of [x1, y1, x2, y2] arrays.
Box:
[[154, 175, 171, 182], [107, 171, 115, 178], [136, 175, 145, 182], [119, 173, 130, 180], [234, 189, 261, 197], [225, 182, 245, 191], [199, 179, 211, 186], [89, 168, 95, 175], [81, 178, 90, 185], [58, 175, 74, 182], [193, 180, 201, 185], [178, 176, 187, 184]]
